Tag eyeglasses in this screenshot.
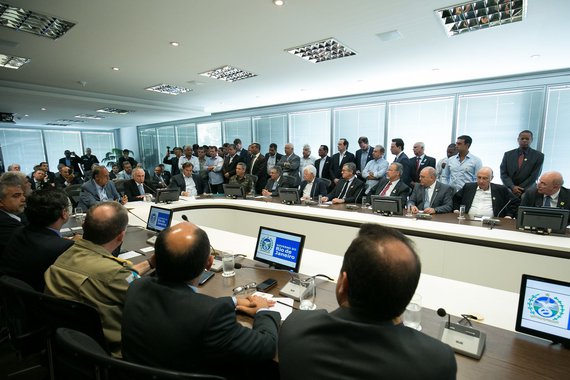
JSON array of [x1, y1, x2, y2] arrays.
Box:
[[232, 282, 257, 295]]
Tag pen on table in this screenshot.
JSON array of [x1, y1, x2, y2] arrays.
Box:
[[275, 300, 299, 310]]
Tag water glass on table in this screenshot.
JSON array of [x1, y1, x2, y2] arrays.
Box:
[[403, 293, 422, 330], [299, 277, 317, 310], [222, 251, 235, 278]]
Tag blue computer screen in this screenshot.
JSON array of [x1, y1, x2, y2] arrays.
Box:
[[254, 226, 305, 272]]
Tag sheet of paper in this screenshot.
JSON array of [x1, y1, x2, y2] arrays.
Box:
[[118, 251, 141, 260], [252, 292, 295, 320], [140, 246, 155, 253]]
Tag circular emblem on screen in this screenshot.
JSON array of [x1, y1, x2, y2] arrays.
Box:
[[527, 293, 565, 321], [259, 237, 273, 253]]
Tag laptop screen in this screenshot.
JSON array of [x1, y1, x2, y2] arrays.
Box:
[[253, 226, 305, 272], [146, 206, 173, 233]]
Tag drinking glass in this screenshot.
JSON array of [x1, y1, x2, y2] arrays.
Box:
[[222, 251, 235, 278], [403, 293, 422, 330], [299, 277, 316, 310]]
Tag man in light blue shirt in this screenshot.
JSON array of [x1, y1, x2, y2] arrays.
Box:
[[361, 145, 389, 194], [206, 146, 224, 194], [441, 135, 482, 191]]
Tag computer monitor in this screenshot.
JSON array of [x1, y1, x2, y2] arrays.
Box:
[[155, 188, 179, 204], [371, 195, 403, 216], [516, 206, 569, 235], [515, 274, 570, 348], [146, 206, 173, 233], [253, 226, 305, 272], [223, 184, 245, 199], [279, 188, 300, 205]]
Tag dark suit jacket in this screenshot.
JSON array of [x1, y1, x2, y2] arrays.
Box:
[[77, 179, 122, 210], [122, 277, 280, 379], [0, 211, 24, 257], [168, 173, 204, 195], [163, 155, 181, 176], [409, 181, 454, 213], [264, 176, 295, 196], [150, 172, 170, 189], [54, 174, 83, 189], [394, 152, 413, 186], [453, 183, 520, 218], [123, 179, 156, 202], [355, 147, 374, 176], [278, 307, 456, 380], [368, 178, 411, 204], [326, 177, 364, 204], [315, 156, 332, 180], [80, 154, 99, 172], [118, 156, 138, 170], [58, 156, 82, 175], [222, 154, 243, 181], [249, 154, 267, 193], [330, 152, 356, 181], [299, 178, 328, 199], [521, 186, 570, 210], [409, 155, 436, 184], [500, 148, 544, 191], [28, 178, 50, 191], [0, 225, 74, 291]]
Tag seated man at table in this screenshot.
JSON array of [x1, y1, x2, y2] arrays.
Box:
[[453, 166, 520, 218], [298, 164, 327, 200], [278, 224, 457, 380], [367, 162, 411, 204], [168, 162, 204, 197], [520, 171, 570, 212], [229, 162, 255, 194], [408, 167, 454, 215], [262, 166, 295, 197], [123, 168, 155, 202], [122, 222, 280, 380], [44, 201, 154, 357], [78, 166, 126, 210], [321, 162, 364, 204], [0, 172, 28, 256]]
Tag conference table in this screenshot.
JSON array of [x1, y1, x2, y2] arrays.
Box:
[[117, 196, 570, 380]]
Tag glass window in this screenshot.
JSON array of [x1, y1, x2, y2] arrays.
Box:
[[253, 114, 287, 154], [387, 97, 454, 163], [0, 128, 45, 175], [82, 132, 115, 167], [223, 118, 252, 147], [157, 126, 176, 153], [138, 128, 158, 170], [289, 110, 331, 157], [457, 89, 544, 179], [44, 130, 82, 173], [333, 104, 385, 154], [176, 124, 197, 148], [197, 121, 222, 147], [543, 86, 570, 180]]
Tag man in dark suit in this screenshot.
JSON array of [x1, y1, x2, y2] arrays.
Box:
[[168, 162, 204, 197], [500, 130, 545, 197], [163, 147, 183, 176], [276, 143, 301, 186], [409, 142, 436, 187], [150, 165, 170, 189], [0, 189, 74, 291], [248, 143, 267, 193], [58, 150, 83, 176], [54, 165, 83, 189], [122, 222, 280, 379], [262, 166, 295, 197], [264, 143, 283, 176], [299, 165, 328, 200], [80, 148, 100, 173], [390, 138, 413, 186], [322, 162, 364, 204], [453, 167, 520, 218], [368, 162, 411, 205], [409, 167, 454, 214], [330, 138, 356, 186], [0, 173, 27, 256], [278, 224, 457, 380], [222, 144, 244, 183], [234, 138, 250, 166], [28, 168, 51, 191], [314, 145, 332, 182], [355, 136, 374, 180], [117, 149, 137, 171], [39, 162, 56, 185], [521, 171, 570, 212], [77, 166, 125, 210], [123, 168, 155, 202]]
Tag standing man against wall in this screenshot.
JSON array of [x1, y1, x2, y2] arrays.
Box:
[[500, 130, 544, 197]]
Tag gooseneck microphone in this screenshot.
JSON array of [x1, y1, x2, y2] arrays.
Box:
[[437, 308, 451, 328], [143, 182, 157, 195], [496, 197, 514, 218]]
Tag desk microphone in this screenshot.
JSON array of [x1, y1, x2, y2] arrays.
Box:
[[436, 307, 486, 360], [143, 182, 157, 195], [437, 308, 451, 328], [126, 207, 148, 226], [496, 197, 514, 218], [181, 214, 189, 222]]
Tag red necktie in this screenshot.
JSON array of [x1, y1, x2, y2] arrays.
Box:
[[380, 182, 392, 196], [517, 153, 524, 169]]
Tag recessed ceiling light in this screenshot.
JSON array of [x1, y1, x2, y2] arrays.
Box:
[[170, 41, 180, 47], [41, 107, 46, 111], [286, 38, 357, 63], [200, 65, 257, 82], [75, 114, 105, 120], [45, 123, 71, 126], [0, 53, 30, 69], [145, 83, 192, 95], [435, 0, 525, 37], [112, 67, 120, 71], [24, 114, 29, 117], [530, 54, 541, 59], [56, 119, 84, 124], [376, 30, 402, 42], [273, 0, 285, 6], [432, 68, 440, 71], [0, 3, 75, 40], [96, 107, 131, 115]]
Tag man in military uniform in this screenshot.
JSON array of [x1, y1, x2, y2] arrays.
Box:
[[44, 201, 154, 357], [229, 162, 254, 194]]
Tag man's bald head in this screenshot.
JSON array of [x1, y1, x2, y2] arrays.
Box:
[[83, 202, 128, 245]]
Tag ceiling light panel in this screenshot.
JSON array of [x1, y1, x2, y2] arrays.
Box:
[[436, 0, 524, 36], [56, 119, 84, 123], [145, 83, 192, 95], [200, 65, 257, 82], [0, 52, 30, 69], [96, 107, 131, 115], [0, 2, 75, 40], [75, 114, 104, 120], [286, 38, 356, 63]]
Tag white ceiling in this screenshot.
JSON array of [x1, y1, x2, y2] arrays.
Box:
[[0, 0, 568, 130]]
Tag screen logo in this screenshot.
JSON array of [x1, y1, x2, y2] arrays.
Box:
[[527, 293, 565, 322], [259, 236, 274, 253]]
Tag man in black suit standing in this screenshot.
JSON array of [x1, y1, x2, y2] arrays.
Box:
[[500, 130, 544, 197], [169, 162, 203, 197], [390, 138, 412, 186], [330, 138, 356, 186], [355, 136, 374, 180], [248, 143, 267, 193], [234, 138, 250, 166], [453, 167, 520, 218], [0, 172, 27, 256], [322, 162, 364, 204], [368, 163, 411, 205], [264, 143, 283, 176], [122, 222, 280, 379], [163, 147, 183, 176], [117, 149, 137, 171], [80, 148, 100, 173], [521, 171, 570, 211], [222, 144, 243, 183], [279, 224, 457, 380], [409, 167, 454, 214], [58, 150, 83, 176], [123, 168, 155, 202], [314, 145, 332, 182], [409, 142, 436, 187]]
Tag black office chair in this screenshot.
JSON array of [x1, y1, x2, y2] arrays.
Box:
[[114, 179, 126, 194], [320, 178, 332, 189], [55, 328, 226, 380], [248, 174, 258, 185], [64, 183, 83, 207]]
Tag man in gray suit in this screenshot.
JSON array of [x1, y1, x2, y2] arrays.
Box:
[[276, 143, 301, 186], [78, 166, 125, 210], [409, 167, 454, 214]]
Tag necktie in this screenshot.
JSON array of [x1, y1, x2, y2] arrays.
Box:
[[424, 187, 430, 209], [338, 181, 349, 199], [416, 157, 421, 171], [543, 196, 552, 207], [138, 183, 145, 195], [380, 182, 392, 196], [518, 153, 524, 169]]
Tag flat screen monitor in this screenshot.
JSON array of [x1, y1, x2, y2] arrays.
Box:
[[155, 188, 179, 204], [253, 226, 305, 272], [515, 274, 570, 348], [279, 188, 300, 204], [223, 184, 245, 199], [371, 195, 403, 216], [146, 206, 173, 233], [516, 206, 569, 235]]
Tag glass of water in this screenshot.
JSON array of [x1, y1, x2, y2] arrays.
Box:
[[221, 251, 235, 278], [299, 277, 316, 310], [403, 293, 422, 330], [458, 205, 466, 220], [74, 207, 85, 225]]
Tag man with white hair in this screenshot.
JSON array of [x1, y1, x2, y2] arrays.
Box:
[[124, 167, 155, 202], [299, 144, 316, 177], [521, 171, 569, 211], [7, 163, 21, 172], [299, 165, 327, 200], [277, 143, 301, 186]]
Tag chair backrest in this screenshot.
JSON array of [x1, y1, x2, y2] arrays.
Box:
[[320, 178, 332, 188], [247, 174, 258, 184], [55, 328, 226, 380], [65, 183, 83, 207], [114, 179, 126, 194]]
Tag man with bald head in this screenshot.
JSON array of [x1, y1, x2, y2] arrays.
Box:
[[521, 171, 570, 211], [45, 202, 154, 357], [123, 167, 155, 202], [453, 167, 519, 218], [122, 222, 280, 379], [408, 167, 454, 214], [279, 224, 456, 379]]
